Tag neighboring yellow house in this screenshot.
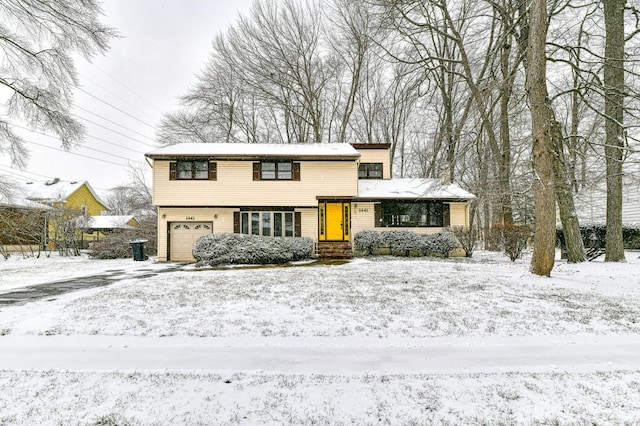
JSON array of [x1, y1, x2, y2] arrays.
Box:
[[145, 143, 476, 262], [22, 179, 110, 249]]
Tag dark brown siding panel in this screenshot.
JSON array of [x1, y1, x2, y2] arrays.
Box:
[[233, 212, 240, 233], [253, 163, 261, 181], [169, 162, 177, 180], [374, 203, 383, 227], [294, 212, 302, 237], [443, 203, 450, 227], [209, 162, 217, 180], [292, 163, 300, 181]]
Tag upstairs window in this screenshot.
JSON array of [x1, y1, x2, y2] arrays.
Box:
[[170, 160, 216, 180], [253, 162, 300, 181], [358, 163, 383, 179]]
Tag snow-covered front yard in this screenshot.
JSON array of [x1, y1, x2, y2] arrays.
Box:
[[0, 250, 639, 424]]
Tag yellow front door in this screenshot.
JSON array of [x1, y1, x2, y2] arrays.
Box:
[[319, 202, 350, 241], [326, 203, 344, 240]]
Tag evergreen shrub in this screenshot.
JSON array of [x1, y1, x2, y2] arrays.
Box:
[[353, 230, 460, 258], [193, 233, 314, 266]]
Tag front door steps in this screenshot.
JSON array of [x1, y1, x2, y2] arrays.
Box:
[[317, 241, 353, 259]]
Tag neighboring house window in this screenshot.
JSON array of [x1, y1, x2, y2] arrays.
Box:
[[234, 211, 301, 237], [358, 163, 383, 179], [375, 201, 449, 227], [81, 205, 87, 216], [253, 162, 300, 181], [170, 160, 216, 180]]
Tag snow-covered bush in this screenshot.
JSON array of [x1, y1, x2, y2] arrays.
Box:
[[421, 231, 460, 258], [449, 226, 476, 257], [193, 233, 313, 266], [353, 229, 460, 258], [353, 230, 381, 255], [381, 230, 424, 255]]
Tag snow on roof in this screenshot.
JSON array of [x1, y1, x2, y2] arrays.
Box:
[[77, 215, 137, 230], [145, 143, 361, 159], [358, 178, 476, 200], [1, 179, 108, 210]]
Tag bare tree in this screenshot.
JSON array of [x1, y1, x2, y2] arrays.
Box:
[[603, 0, 626, 261], [525, 0, 557, 276], [0, 0, 116, 165]]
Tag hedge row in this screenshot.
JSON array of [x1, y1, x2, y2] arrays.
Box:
[[353, 230, 460, 257], [556, 224, 640, 250], [193, 233, 314, 266]]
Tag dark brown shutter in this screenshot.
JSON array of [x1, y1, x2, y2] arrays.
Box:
[[374, 203, 383, 227], [253, 163, 261, 181], [292, 163, 300, 181], [169, 162, 177, 180], [208, 162, 217, 180], [294, 212, 301, 237], [233, 212, 240, 233], [443, 203, 450, 227]]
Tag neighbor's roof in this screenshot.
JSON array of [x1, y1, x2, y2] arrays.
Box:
[[24, 179, 107, 206], [1, 179, 108, 210], [357, 178, 476, 200], [145, 143, 361, 160], [77, 215, 138, 230]]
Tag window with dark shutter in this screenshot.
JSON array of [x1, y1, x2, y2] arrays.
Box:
[[294, 212, 301, 237], [172, 160, 216, 180], [254, 161, 298, 180]]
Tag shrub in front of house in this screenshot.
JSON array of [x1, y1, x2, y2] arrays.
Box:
[[353, 230, 460, 258], [89, 216, 158, 259], [193, 233, 314, 266], [421, 231, 461, 257]]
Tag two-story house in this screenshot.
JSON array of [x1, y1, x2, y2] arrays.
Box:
[[145, 143, 476, 262]]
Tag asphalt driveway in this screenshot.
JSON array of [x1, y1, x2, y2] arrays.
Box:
[[0, 263, 185, 307]]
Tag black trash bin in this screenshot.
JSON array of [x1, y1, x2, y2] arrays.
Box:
[[129, 239, 149, 261]]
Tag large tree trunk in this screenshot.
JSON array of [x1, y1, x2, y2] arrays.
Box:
[[603, 0, 626, 262], [552, 120, 586, 263], [526, 0, 556, 276]]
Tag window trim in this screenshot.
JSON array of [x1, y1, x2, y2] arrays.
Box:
[[375, 200, 449, 228], [253, 161, 300, 181], [358, 163, 384, 179], [170, 160, 217, 181], [234, 210, 301, 237]]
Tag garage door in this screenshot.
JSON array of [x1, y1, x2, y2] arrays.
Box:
[[169, 222, 213, 262]]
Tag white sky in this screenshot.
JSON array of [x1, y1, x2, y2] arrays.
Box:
[[0, 0, 254, 195]]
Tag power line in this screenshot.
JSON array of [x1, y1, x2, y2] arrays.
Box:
[[24, 139, 142, 168], [11, 123, 147, 155], [73, 105, 157, 144], [0, 164, 54, 181], [71, 114, 156, 148], [86, 65, 165, 115], [80, 74, 159, 124], [76, 87, 158, 130]]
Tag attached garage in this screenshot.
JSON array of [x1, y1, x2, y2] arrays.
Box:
[[169, 222, 212, 262]]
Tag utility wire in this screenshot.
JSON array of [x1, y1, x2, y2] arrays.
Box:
[[87, 65, 165, 115], [80, 74, 159, 123], [76, 87, 158, 130], [11, 123, 147, 155], [74, 105, 157, 143], [71, 114, 156, 148], [24, 139, 142, 168]]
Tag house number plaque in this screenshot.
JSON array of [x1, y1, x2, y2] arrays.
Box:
[[186, 216, 195, 221]]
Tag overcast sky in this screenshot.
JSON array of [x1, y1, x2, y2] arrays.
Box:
[[1, 0, 253, 195]]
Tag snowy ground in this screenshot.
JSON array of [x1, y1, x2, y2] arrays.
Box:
[[0, 250, 639, 424]]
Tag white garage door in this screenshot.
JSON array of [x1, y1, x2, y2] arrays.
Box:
[[169, 222, 213, 262]]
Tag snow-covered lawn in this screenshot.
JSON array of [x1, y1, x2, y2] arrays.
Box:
[[0, 250, 639, 424]]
